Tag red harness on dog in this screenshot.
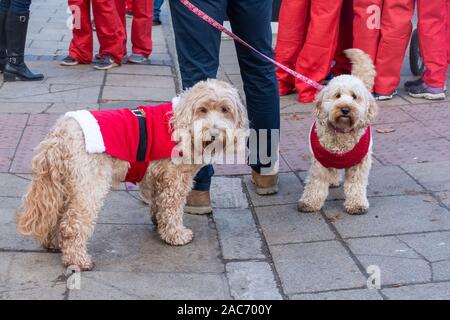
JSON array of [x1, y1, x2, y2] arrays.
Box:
[[66, 103, 178, 183], [309, 122, 372, 169]]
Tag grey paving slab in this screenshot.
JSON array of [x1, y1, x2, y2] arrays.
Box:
[[324, 195, 450, 238], [97, 191, 150, 225], [397, 231, 450, 262], [106, 74, 176, 89], [244, 172, 303, 207], [102, 85, 175, 102], [0, 252, 66, 300], [255, 204, 335, 245], [0, 197, 42, 251], [0, 174, 29, 197], [210, 177, 248, 209], [298, 166, 425, 200], [291, 288, 382, 300], [226, 262, 282, 300], [402, 161, 450, 191], [0, 102, 50, 113], [69, 271, 230, 300], [88, 216, 224, 273], [213, 208, 264, 260], [270, 241, 366, 294], [108, 65, 173, 76], [45, 102, 99, 114], [347, 237, 431, 285], [382, 281, 450, 300]]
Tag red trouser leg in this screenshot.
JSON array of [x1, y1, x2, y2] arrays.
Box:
[[92, 0, 126, 64], [115, 0, 128, 56], [332, 0, 353, 76], [418, 0, 447, 88], [447, 0, 450, 65], [131, 0, 153, 57], [352, 0, 382, 65], [295, 0, 343, 103], [373, 0, 414, 94], [274, 0, 310, 96], [68, 0, 93, 64]]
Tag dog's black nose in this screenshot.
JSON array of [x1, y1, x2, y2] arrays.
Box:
[[341, 107, 350, 115]]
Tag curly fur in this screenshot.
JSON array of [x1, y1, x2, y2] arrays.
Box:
[[16, 79, 248, 271], [298, 49, 378, 215]]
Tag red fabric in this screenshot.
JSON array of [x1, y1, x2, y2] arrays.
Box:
[[90, 103, 177, 183], [448, 1, 450, 65], [127, 0, 133, 11], [68, 0, 93, 64], [353, 0, 414, 94], [275, 0, 343, 103], [116, 0, 154, 57], [69, 0, 125, 64], [331, 0, 353, 76], [309, 123, 371, 169], [91, 0, 126, 65], [418, 0, 448, 88]]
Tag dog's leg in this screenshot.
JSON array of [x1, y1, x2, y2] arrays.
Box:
[[59, 155, 115, 271], [344, 156, 371, 215], [329, 168, 341, 188], [138, 175, 158, 225], [152, 164, 194, 246], [298, 160, 331, 212]]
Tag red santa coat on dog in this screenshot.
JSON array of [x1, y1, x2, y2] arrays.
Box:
[[309, 122, 372, 169], [66, 103, 178, 184]]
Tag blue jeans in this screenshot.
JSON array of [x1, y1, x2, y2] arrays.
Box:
[[169, 0, 280, 192], [0, 0, 31, 14], [154, 0, 164, 18]]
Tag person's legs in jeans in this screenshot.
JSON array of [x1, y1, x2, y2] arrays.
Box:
[[154, 0, 164, 19], [169, 0, 226, 195], [227, 0, 280, 176]]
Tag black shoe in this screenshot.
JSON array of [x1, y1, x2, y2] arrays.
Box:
[[0, 11, 7, 73], [60, 55, 79, 66], [404, 78, 423, 91], [93, 54, 119, 70], [4, 13, 44, 81], [152, 16, 161, 26]]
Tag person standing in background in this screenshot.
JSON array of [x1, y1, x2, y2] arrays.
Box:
[[153, 0, 164, 25], [116, 0, 153, 64], [0, 0, 44, 81], [352, 0, 414, 100], [275, 0, 343, 103], [61, 0, 125, 70], [405, 0, 448, 100], [169, 0, 280, 214]]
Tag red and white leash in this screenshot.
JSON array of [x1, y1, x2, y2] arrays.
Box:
[[179, 0, 324, 91]]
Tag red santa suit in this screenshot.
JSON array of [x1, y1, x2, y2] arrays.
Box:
[[309, 122, 372, 169], [68, 0, 125, 65], [115, 0, 154, 57], [417, 0, 448, 89], [352, 0, 414, 94], [66, 103, 178, 184], [275, 0, 343, 103]]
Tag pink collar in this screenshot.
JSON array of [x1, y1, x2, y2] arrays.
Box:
[[309, 122, 372, 169]]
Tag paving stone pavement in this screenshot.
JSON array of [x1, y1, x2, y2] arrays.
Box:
[[1, 0, 450, 300]]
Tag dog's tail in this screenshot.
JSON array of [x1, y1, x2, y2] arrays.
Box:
[[344, 48, 376, 90], [16, 135, 70, 245]]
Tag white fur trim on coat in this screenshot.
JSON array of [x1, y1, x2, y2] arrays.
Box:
[[65, 110, 106, 154], [171, 96, 181, 109]]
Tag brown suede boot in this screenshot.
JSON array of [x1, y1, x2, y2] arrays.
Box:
[[184, 190, 213, 215], [251, 170, 278, 195]]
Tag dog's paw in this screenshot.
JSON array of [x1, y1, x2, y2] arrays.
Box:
[[329, 181, 341, 188], [298, 201, 321, 213], [161, 227, 194, 246], [344, 204, 369, 215], [63, 258, 95, 272]]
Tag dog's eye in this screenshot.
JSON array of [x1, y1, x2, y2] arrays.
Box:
[[352, 93, 357, 99], [221, 107, 229, 113], [199, 107, 208, 114], [336, 93, 341, 99]]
